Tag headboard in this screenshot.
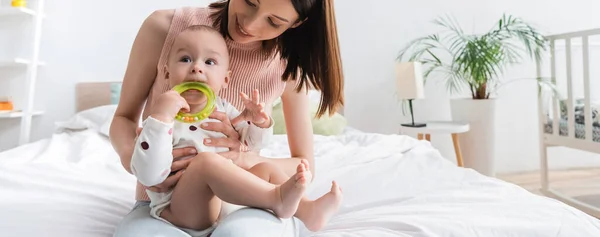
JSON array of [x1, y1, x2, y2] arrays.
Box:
[[75, 82, 122, 112]]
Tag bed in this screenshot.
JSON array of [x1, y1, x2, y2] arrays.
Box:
[[1, 82, 600, 236], [536, 28, 600, 218]]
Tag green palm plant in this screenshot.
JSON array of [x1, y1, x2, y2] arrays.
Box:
[[397, 13, 556, 100]]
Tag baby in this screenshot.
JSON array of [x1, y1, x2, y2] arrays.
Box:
[[130, 25, 342, 236]]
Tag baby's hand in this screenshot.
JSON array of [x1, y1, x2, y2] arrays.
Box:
[[151, 90, 190, 123], [231, 89, 271, 128]]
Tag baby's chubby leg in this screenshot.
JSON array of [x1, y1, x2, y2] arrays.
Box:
[[247, 162, 296, 184], [159, 153, 223, 230], [160, 152, 310, 231]]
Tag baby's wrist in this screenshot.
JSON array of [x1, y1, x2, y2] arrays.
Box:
[[150, 113, 174, 123], [253, 117, 272, 128]]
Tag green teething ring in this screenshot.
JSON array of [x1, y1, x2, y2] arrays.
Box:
[[172, 82, 216, 123]]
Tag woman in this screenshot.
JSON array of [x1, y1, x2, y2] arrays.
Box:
[[110, 0, 344, 236]]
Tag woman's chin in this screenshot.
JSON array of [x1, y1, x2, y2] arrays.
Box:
[[227, 22, 257, 43], [229, 32, 250, 43]]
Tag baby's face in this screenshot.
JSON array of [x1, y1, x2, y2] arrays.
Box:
[[165, 29, 231, 105]]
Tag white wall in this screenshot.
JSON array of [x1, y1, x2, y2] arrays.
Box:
[[0, 0, 212, 150], [336, 0, 600, 174], [2, 0, 600, 174]]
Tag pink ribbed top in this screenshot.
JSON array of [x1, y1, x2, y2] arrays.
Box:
[[137, 7, 288, 201]]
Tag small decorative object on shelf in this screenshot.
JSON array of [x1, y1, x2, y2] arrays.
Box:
[[11, 0, 27, 7], [0, 96, 14, 111]]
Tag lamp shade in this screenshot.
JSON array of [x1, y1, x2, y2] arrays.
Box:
[[395, 62, 425, 99]]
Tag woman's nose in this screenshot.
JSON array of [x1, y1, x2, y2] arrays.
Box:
[[244, 14, 260, 32]]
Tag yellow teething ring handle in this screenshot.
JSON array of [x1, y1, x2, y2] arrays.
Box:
[[172, 82, 216, 123]]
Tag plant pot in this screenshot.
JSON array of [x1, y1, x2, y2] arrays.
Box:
[[450, 98, 496, 177]]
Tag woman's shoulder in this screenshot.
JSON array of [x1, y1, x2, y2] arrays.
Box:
[[175, 6, 214, 26], [139, 9, 175, 37]]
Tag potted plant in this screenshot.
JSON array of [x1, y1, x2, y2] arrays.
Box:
[[396, 14, 552, 176]]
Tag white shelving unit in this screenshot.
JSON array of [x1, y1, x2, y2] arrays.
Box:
[[0, 0, 46, 146], [0, 58, 45, 68], [0, 5, 35, 16], [0, 110, 43, 118]]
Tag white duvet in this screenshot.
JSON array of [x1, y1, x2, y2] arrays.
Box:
[[0, 129, 599, 237]]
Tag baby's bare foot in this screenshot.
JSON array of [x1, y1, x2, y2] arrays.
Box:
[[302, 181, 343, 232], [273, 160, 310, 218], [299, 159, 312, 182]]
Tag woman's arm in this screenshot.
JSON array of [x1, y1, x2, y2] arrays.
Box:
[[109, 9, 174, 173], [243, 80, 315, 176]]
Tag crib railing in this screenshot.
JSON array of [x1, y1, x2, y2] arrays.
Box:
[[536, 28, 600, 142]]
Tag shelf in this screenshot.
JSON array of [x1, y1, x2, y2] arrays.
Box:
[[0, 110, 44, 119], [0, 58, 46, 68], [0, 2, 47, 147], [0, 7, 36, 17]]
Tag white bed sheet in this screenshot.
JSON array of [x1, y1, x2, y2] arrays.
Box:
[[0, 130, 137, 236], [0, 129, 599, 237]]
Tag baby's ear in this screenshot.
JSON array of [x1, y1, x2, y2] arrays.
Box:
[[223, 70, 232, 88], [163, 66, 170, 79]]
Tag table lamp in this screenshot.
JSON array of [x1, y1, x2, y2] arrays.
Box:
[[395, 61, 426, 127]]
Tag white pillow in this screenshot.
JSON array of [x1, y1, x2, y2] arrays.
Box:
[[99, 118, 113, 137], [56, 104, 144, 137], [55, 105, 118, 134]]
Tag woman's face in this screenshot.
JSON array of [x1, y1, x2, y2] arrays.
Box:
[[228, 0, 301, 44]]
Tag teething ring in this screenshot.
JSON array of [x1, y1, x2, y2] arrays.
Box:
[[172, 82, 216, 123]]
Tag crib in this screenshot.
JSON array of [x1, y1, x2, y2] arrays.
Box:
[[536, 28, 600, 218]]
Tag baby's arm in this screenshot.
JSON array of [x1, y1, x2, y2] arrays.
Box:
[[130, 116, 175, 187], [236, 116, 274, 150], [222, 96, 273, 150]]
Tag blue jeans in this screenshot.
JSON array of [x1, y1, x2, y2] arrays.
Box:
[[113, 201, 300, 237]]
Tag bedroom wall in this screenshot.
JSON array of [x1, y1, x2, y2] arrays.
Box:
[[335, 0, 600, 173], [2, 0, 600, 175], [0, 0, 210, 150]]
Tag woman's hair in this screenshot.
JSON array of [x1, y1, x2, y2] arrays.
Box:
[[209, 0, 344, 118]]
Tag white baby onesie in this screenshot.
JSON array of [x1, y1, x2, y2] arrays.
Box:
[[130, 97, 273, 236]]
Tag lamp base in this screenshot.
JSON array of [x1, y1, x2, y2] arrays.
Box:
[[401, 123, 426, 128]]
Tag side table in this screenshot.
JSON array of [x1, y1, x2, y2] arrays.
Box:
[[400, 121, 470, 167]]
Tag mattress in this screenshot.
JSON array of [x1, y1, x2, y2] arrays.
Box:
[[1, 129, 600, 236], [544, 118, 600, 142]]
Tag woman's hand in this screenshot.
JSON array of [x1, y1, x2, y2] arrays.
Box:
[[134, 127, 197, 193], [202, 111, 242, 151], [201, 110, 257, 167], [146, 147, 196, 193]]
